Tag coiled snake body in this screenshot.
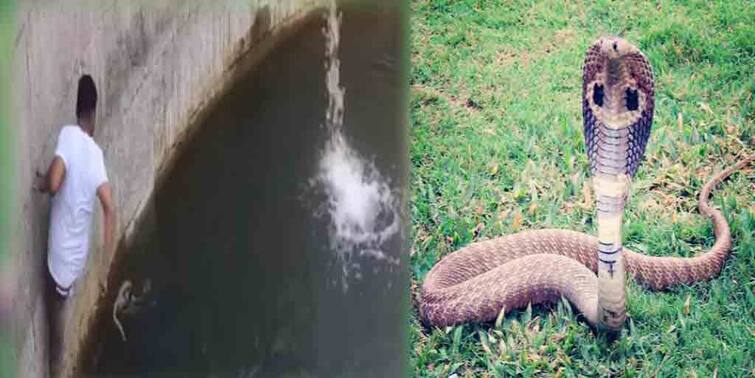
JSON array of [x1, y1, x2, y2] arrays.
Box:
[[419, 37, 753, 331]]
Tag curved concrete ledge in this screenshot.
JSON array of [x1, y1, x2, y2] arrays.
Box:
[[11, 1, 321, 376]]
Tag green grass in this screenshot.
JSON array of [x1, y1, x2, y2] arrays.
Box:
[[408, 1, 755, 376]]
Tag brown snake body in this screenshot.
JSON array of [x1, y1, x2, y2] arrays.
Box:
[[418, 37, 754, 330]]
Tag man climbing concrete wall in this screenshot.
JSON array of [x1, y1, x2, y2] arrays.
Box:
[[35, 75, 116, 373]]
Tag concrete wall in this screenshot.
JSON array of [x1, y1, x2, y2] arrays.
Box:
[[10, 1, 318, 376]]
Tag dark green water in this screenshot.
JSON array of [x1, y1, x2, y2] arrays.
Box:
[[83, 4, 407, 376]]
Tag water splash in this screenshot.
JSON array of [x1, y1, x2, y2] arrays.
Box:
[[312, 0, 400, 290]]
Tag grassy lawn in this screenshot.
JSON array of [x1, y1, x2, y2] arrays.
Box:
[[408, 1, 754, 376]]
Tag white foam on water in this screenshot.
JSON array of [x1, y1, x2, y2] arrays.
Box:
[[318, 133, 400, 258], [310, 0, 400, 290]]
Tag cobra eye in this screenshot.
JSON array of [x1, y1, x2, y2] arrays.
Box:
[[625, 88, 639, 111], [593, 84, 604, 107]]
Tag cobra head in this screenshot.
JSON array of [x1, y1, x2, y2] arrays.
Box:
[[582, 36, 655, 178]]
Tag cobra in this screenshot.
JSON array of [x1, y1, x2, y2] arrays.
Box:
[[418, 36, 754, 332]]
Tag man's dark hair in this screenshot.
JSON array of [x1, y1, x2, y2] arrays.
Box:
[[76, 75, 98, 119]]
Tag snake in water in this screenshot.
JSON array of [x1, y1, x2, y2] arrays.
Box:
[[112, 279, 153, 341], [418, 36, 754, 331]]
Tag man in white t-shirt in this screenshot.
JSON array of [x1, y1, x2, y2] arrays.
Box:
[[35, 75, 115, 368]]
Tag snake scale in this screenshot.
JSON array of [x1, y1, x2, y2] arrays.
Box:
[[418, 36, 754, 331]]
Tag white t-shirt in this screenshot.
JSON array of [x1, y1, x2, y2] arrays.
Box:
[[47, 125, 109, 290]]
